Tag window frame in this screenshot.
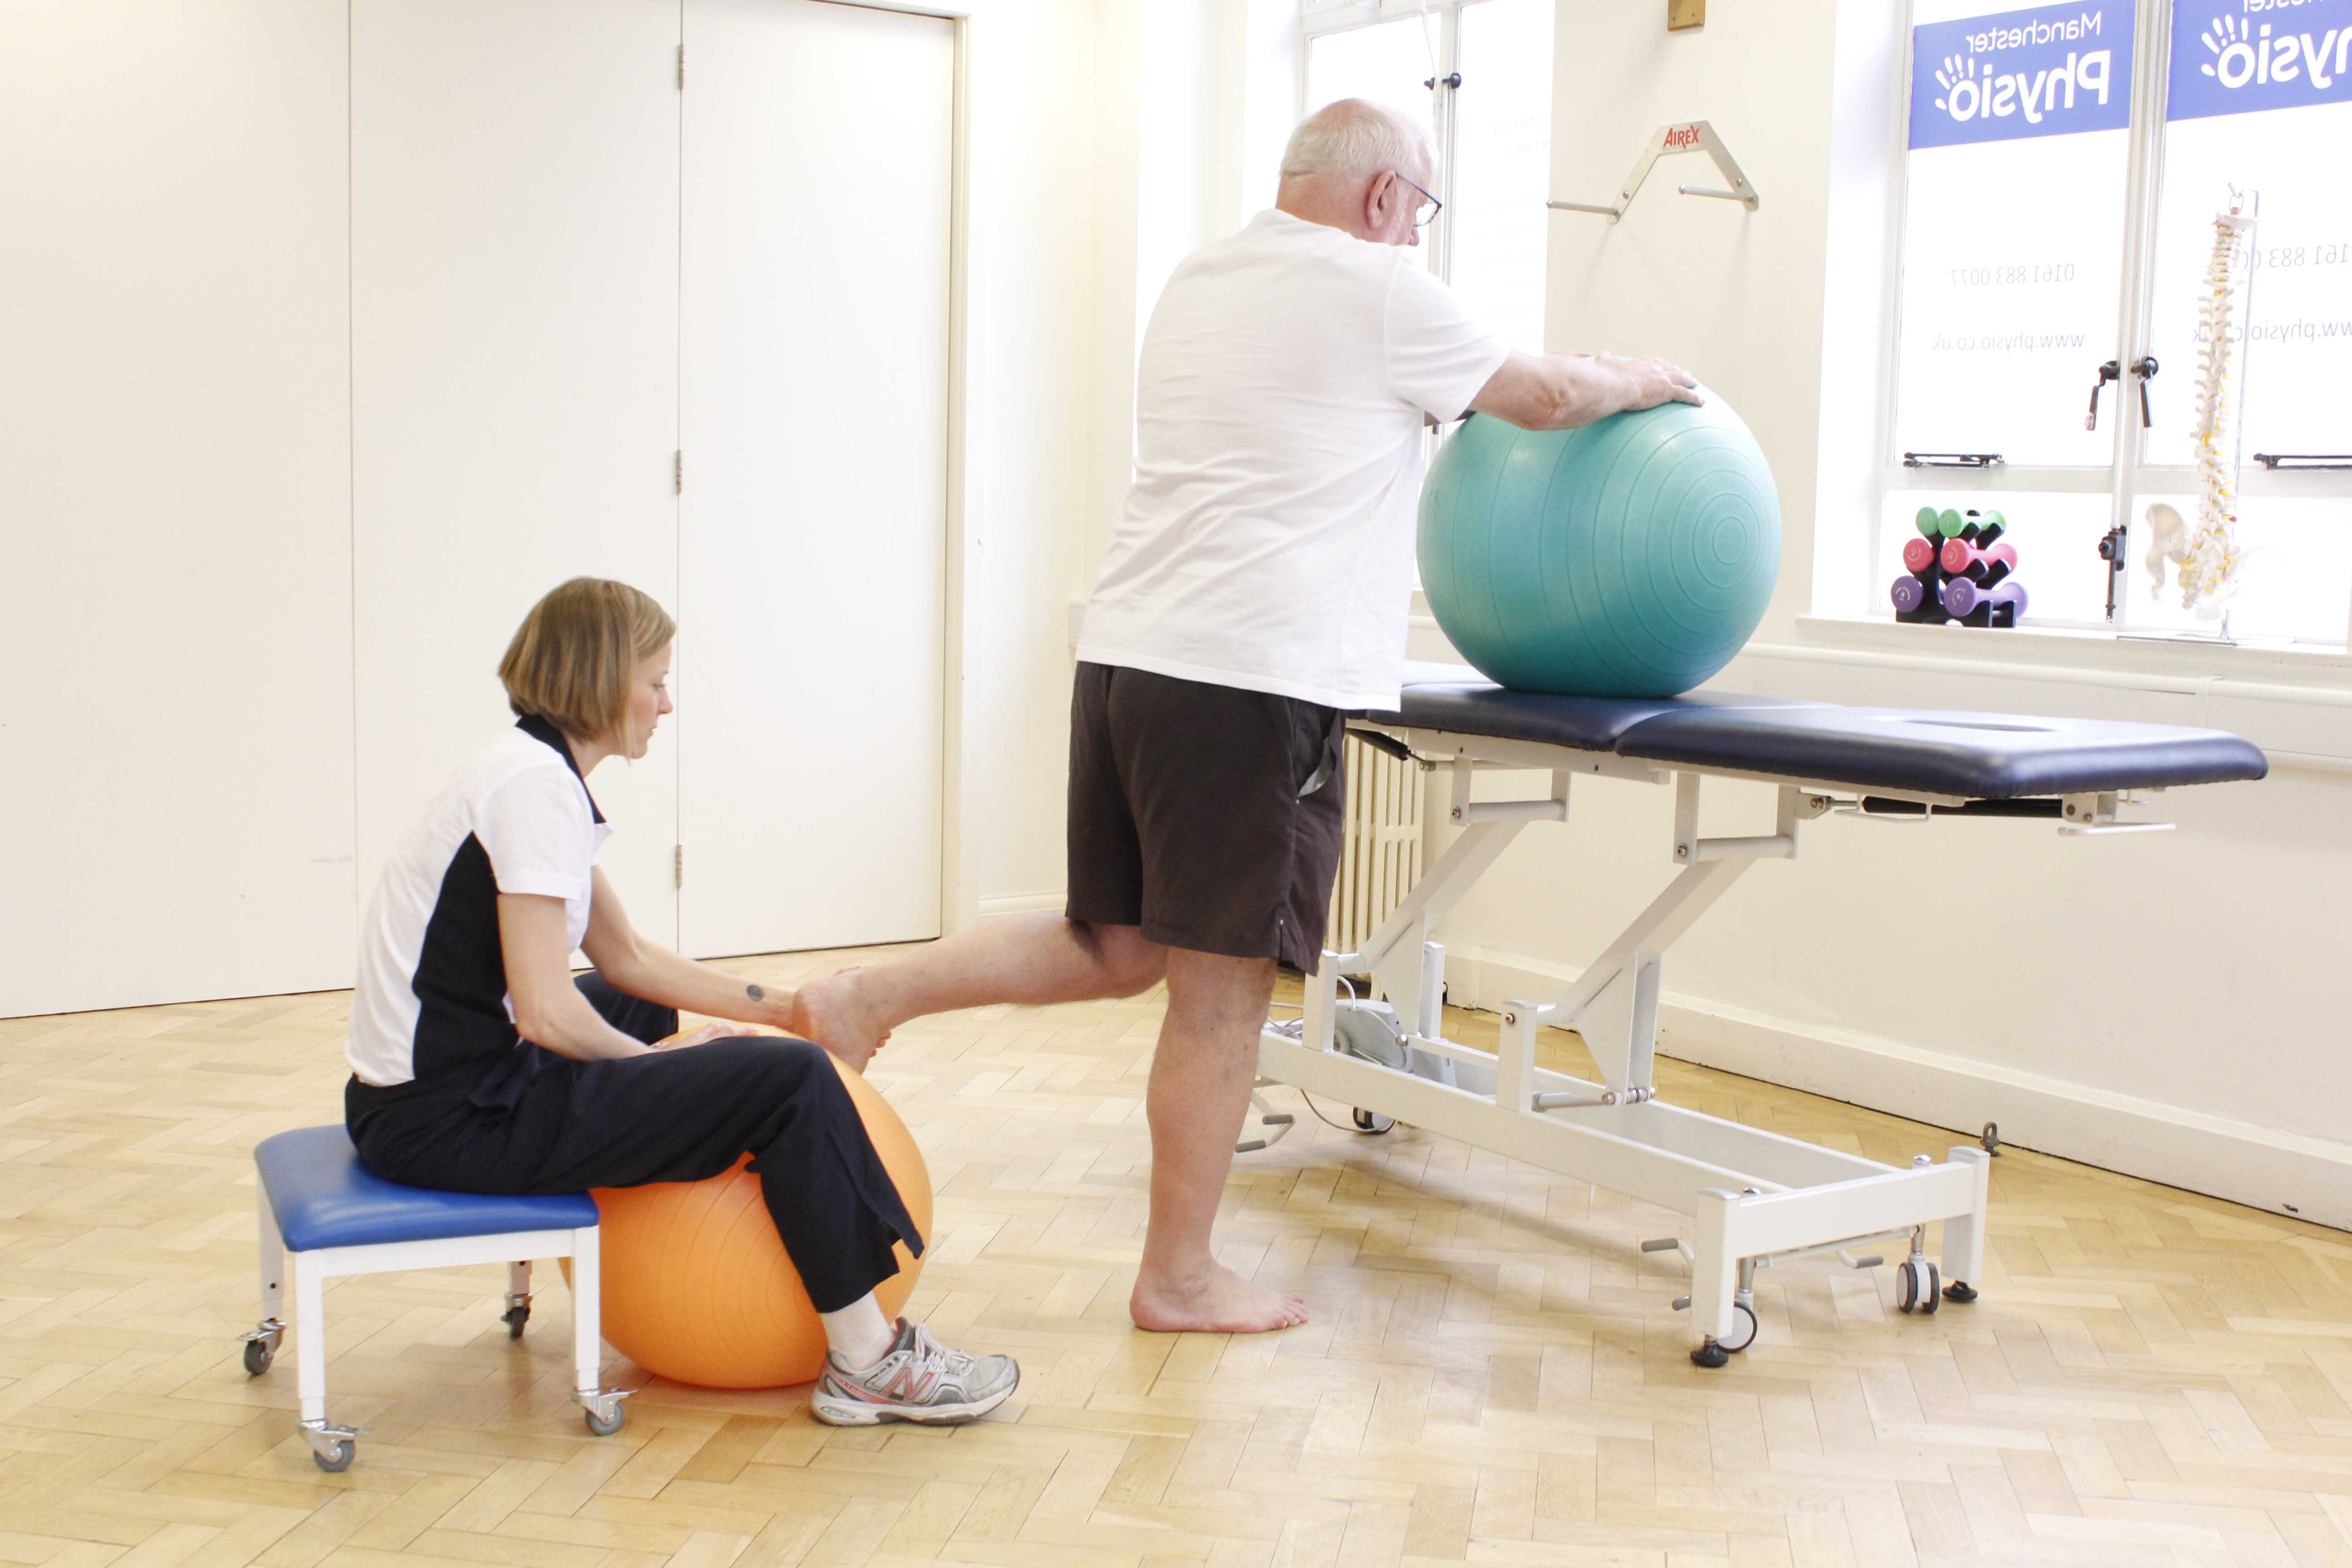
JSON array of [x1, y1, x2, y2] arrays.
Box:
[[1297, 0, 1514, 289], [1880, 0, 2352, 648]]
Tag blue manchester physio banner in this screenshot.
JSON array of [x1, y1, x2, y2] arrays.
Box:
[[1909, 2, 2134, 149], [2168, 0, 2352, 121]]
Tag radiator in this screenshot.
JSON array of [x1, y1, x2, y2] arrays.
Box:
[[1326, 734, 1426, 960]]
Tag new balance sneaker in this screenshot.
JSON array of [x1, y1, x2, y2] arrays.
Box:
[[810, 1318, 1019, 1427]]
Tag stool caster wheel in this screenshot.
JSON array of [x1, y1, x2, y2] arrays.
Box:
[[1689, 1339, 1731, 1369], [584, 1406, 626, 1437], [1896, 1258, 1941, 1314], [502, 1304, 530, 1339], [238, 1320, 282, 1377], [312, 1440, 354, 1473], [1943, 1280, 1979, 1304], [1718, 1302, 1758, 1354], [1352, 1108, 1395, 1135]]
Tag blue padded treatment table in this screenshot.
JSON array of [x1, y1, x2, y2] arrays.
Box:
[[1367, 661, 2268, 799], [1255, 662, 2269, 1367]]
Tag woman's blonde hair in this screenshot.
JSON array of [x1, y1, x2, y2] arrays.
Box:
[[498, 578, 676, 741]]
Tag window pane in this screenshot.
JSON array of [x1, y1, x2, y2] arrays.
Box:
[[2125, 494, 2352, 643], [1449, 0, 1553, 353], [1304, 18, 1440, 272], [2142, 1, 2352, 467], [1304, 17, 1439, 136], [1892, 1, 2136, 466], [1878, 490, 2115, 627]]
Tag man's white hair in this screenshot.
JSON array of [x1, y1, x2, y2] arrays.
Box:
[[1279, 98, 1431, 180]]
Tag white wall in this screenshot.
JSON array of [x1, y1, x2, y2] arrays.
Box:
[[954, 0, 1117, 921], [1420, 0, 2352, 1228], [5, 0, 1116, 1011], [1, 0, 357, 1016]]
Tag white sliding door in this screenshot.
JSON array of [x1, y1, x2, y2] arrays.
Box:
[[0, 1, 354, 1016], [678, 0, 954, 957], [352, 0, 684, 944]]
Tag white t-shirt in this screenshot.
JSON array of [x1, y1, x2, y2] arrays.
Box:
[[1076, 208, 1509, 711], [347, 718, 613, 1088]]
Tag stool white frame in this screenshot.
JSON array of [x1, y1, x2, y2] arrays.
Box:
[[245, 1187, 626, 1470]]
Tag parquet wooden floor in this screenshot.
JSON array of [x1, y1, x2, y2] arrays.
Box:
[[4, 948, 2351, 1568]]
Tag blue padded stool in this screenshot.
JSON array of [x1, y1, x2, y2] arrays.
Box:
[[243, 1126, 625, 1470]]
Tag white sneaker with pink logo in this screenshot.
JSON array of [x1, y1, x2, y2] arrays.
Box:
[[810, 1318, 1019, 1427]]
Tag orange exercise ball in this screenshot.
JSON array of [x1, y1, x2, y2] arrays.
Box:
[[559, 1034, 930, 1389]]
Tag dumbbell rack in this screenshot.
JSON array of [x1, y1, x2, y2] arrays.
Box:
[[1894, 507, 2024, 627]]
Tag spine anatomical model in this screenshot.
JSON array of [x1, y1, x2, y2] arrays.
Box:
[[2155, 196, 2257, 618]]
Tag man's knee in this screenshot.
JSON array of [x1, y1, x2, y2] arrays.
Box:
[[1070, 920, 1166, 998], [1162, 949, 1278, 1034]]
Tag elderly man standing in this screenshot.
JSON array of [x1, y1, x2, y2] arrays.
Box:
[[796, 99, 1699, 1333]]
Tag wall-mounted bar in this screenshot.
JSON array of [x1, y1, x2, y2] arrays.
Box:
[[1547, 120, 1758, 223]]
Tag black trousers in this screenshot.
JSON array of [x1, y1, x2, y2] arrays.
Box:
[[345, 973, 921, 1313]]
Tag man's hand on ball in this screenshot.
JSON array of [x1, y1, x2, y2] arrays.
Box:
[[1614, 354, 1703, 410]]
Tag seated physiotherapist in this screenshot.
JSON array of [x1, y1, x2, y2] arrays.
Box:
[[343, 576, 1014, 1426], [790, 99, 1700, 1334]]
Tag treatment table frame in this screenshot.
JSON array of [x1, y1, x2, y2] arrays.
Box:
[[1253, 712, 2184, 1365]]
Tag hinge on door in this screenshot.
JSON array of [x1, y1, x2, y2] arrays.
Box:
[[673, 451, 682, 494], [673, 844, 683, 889], [677, 43, 685, 89]]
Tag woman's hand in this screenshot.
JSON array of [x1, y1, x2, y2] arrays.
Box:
[[657, 1022, 737, 1051]]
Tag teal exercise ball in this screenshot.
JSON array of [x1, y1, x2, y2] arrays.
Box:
[[1418, 395, 1781, 698]]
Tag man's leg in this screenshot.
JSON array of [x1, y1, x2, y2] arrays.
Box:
[[795, 662, 1161, 1070], [794, 916, 1164, 1069], [1129, 947, 1307, 1333]]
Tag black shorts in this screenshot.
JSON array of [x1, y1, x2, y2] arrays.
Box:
[[1065, 662, 1347, 973]]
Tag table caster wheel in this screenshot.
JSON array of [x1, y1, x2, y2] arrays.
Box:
[[312, 1440, 354, 1473], [1942, 1279, 1978, 1304], [1689, 1339, 1731, 1369], [1718, 1302, 1758, 1354], [1352, 1108, 1395, 1135], [1896, 1258, 1941, 1314], [584, 1405, 626, 1437], [502, 1304, 530, 1339]]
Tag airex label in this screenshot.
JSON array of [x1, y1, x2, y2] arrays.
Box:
[[1909, 1, 2135, 148], [2168, 0, 2352, 121]]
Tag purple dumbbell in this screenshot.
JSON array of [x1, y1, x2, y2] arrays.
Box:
[[1942, 577, 2026, 619], [1891, 574, 1932, 615]]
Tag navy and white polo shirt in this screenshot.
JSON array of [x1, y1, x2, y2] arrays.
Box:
[[348, 715, 612, 1088]]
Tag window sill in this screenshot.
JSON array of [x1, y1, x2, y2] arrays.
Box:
[[1789, 614, 2352, 686]]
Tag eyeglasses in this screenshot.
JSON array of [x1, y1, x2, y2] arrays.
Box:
[[1392, 172, 1442, 229]]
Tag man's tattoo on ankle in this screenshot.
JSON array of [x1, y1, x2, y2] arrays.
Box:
[[745, 983, 765, 1002]]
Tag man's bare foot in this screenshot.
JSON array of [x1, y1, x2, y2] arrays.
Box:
[[790, 970, 890, 1073], [1129, 1260, 1307, 1333]]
